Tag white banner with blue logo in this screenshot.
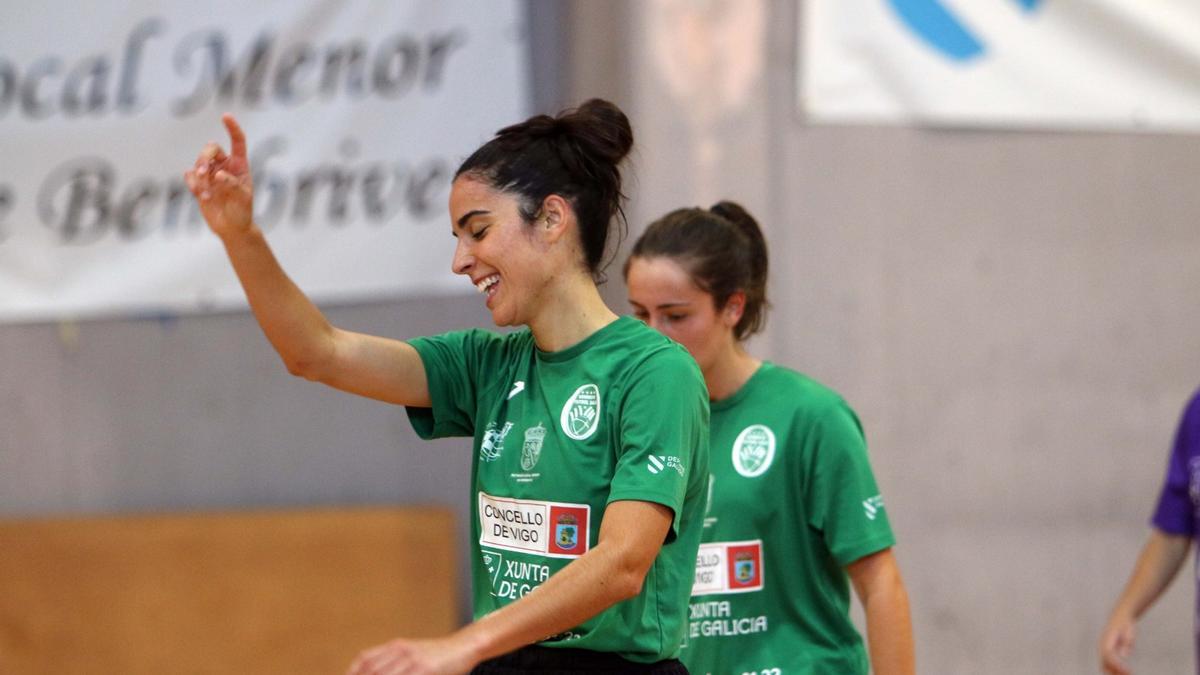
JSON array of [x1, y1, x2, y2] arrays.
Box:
[[0, 0, 528, 323], [801, 0, 1200, 131]]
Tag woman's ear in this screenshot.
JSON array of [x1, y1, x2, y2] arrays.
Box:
[[722, 291, 746, 328], [539, 194, 571, 242]]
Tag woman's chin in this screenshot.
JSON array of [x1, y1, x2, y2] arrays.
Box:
[[488, 307, 519, 328]]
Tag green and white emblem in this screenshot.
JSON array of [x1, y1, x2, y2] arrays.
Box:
[[521, 423, 546, 471], [560, 384, 600, 440], [480, 421, 513, 462], [732, 424, 775, 477]]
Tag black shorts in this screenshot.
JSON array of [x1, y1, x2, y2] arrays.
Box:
[[471, 645, 689, 675]]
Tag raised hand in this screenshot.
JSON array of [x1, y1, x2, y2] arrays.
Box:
[[184, 113, 254, 238]]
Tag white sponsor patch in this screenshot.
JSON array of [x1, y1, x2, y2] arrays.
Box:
[[692, 539, 764, 595], [478, 492, 591, 559]]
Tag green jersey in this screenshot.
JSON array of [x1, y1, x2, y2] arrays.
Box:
[[406, 316, 709, 662], [682, 363, 895, 675]]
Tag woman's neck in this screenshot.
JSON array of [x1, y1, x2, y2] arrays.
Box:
[[704, 344, 762, 402], [528, 272, 618, 352]]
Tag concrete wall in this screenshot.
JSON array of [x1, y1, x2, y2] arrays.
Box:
[[3, 1, 1199, 672]]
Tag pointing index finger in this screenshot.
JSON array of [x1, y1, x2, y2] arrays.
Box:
[[222, 113, 247, 159]]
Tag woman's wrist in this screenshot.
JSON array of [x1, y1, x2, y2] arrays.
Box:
[[217, 222, 263, 249], [452, 620, 498, 667]]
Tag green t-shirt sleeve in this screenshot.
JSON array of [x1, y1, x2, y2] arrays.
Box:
[[804, 399, 896, 566], [405, 329, 496, 439], [607, 348, 709, 540]]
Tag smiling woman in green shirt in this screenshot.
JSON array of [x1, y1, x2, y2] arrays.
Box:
[[184, 100, 708, 675]]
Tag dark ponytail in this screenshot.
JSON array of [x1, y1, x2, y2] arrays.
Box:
[[625, 200, 770, 340], [455, 99, 634, 277]]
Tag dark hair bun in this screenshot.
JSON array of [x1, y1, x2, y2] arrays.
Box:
[[559, 99, 634, 166], [709, 201, 757, 238], [709, 201, 767, 287]]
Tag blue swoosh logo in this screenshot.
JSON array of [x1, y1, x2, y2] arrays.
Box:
[[887, 0, 1045, 62]]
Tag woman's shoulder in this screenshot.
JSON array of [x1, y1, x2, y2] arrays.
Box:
[[629, 319, 703, 369], [754, 363, 851, 409], [605, 316, 690, 355], [415, 326, 535, 361], [605, 317, 704, 381]]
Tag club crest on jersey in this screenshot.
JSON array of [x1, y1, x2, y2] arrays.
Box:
[[726, 542, 763, 591], [560, 384, 601, 440], [555, 513, 579, 551], [693, 540, 764, 595], [480, 421, 514, 462], [734, 551, 756, 584], [732, 424, 776, 477], [521, 423, 546, 471]]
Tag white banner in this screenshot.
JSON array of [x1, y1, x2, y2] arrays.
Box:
[[801, 0, 1200, 131], [0, 1, 528, 323]]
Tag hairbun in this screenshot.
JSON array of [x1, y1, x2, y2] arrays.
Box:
[[558, 99, 633, 166]]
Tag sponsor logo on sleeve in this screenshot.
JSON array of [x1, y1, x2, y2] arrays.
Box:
[[647, 454, 685, 476], [478, 492, 590, 559], [692, 540, 764, 595], [480, 421, 514, 462], [560, 383, 601, 440], [732, 424, 775, 477], [863, 494, 886, 520]]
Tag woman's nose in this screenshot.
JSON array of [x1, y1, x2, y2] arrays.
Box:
[[451, 240, 473, 275]]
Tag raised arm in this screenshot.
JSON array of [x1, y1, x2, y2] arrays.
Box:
[[1099, 529, 1191, 675], [184, 114, 430, 406], [347, 500, 674, 674], [848, 548, 915, 675]]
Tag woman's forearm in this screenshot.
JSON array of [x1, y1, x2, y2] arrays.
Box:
[[451, 500, 673, 664], [219, 225, 337, 377], [849, 549, 915, 675], [862, 574, 915, 675], [1108, 530, 1190, 622]]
